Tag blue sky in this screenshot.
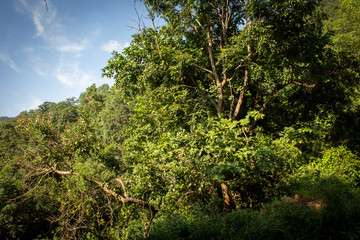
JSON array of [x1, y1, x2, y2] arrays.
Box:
[[0, 0, 147, 117]]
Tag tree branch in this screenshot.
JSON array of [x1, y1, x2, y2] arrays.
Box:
[[291, 80, 317, 89], [192, 63, 213, 74], [50, 167, 158, 237], [231, 67, 249, 120], [186, 73, 220, 113], [246, 83, 287, 133]]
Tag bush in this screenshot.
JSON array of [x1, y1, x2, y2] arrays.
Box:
[[293, 146, 360, 187], [147, 179, 360, 240]]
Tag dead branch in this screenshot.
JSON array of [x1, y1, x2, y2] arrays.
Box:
[[49, 167, 158, 238]]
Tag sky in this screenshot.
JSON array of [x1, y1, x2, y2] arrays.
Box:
[[0, 0, 147, 117]]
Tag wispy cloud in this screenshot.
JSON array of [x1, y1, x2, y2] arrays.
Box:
[[17, 0, 57, 38], [16, 0, 94, 88], [56, 42, 88, 53], [101, 40, 130, 53], [30, 62, 47, 78], [16, 0, 88, 54], [20, 49, 47, 77], [33, 13, 45, 36], [56, 73, 92, 88], [0, 54, 20, 72], [55, 55, 96, 88]]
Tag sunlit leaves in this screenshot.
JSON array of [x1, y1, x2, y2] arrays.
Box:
[[326, 0, 360, 57]]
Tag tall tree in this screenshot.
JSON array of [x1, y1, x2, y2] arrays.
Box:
[[102, 0, 336, 215], [104, 0, 328, 126]]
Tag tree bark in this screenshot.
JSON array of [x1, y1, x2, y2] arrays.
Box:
[[221, 183, 231, 214], [231, 68, 249, 120]]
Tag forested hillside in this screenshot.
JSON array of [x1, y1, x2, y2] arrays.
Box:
[[1, 0, 360, 239]]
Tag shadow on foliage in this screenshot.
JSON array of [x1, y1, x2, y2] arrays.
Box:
[[146, 178, 360, 240]]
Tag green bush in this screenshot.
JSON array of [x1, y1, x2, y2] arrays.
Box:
[[293, 146, 360, 186], [147, 179, 360, 240]]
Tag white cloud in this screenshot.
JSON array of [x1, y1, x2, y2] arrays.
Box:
[[101, 40, 130, 53], [55, 54, 112, 89], [32, 66, 46, 78], [14, 0, 112, 93], [55, 55, 95, 88], [56, 73, 92, 88], [56, 74, 75, 87], [17, 0, 88, 54], [16, 0, 95, 87], [17, 0, 53, 37], [56, 42, 87, 53], [21, 52, 49, 77], [0, 54, 20, 72], [33, 14, 45, 36]]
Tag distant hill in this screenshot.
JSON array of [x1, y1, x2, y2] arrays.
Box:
[[0, 116, 13, 122]]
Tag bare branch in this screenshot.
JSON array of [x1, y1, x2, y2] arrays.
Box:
[[146, 5, 166, 62], [246, 83, 288, 133], [128, 3, 146, 32], [49, 166, 158, 237], [115, 177, 128, 198], [191, 12, 207, 33], [242, 127, 249, 145], [228, 61, 246, 82], [192, 63, 213, 74], [291, 80, 317, 89], [9, 169, 52, 202]]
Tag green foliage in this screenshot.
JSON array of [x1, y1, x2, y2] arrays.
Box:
[[123, 86, 304, 211], [30, 98, 79, 132], [325, 0, 360, 57], [104, 0, 329, 122], [79, 84, 110, 116], [0, 122, 57, 239], [0, 116, 13, 122], [0, 121, 21, 159], [147, 213, 222, 240], [148, 180, 360, 240], [95, 89, 131, 145], [1, 0, 360, 239], [294, 146, 360, 187], [11, 115, 129, 239]]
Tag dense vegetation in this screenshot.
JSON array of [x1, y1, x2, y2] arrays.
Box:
[[1, 0, 359, 239]]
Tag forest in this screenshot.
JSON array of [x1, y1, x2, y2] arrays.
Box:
[[0, 0, 360, 239]]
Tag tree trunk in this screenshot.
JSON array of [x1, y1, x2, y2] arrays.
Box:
[[221, 183, 231, 214]]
